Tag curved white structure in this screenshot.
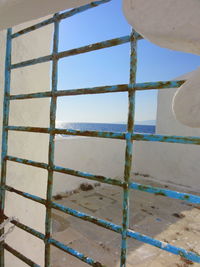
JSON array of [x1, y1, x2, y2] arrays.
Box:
[[123, 0, 200, 55], [0, 0, 92, 30], [123, 0, 200, 127], [173, 68, 200, 128]]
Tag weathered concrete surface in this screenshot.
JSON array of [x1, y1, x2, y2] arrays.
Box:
[[51, 177, 200, 266], [123, 0, 200, 55], [0, 17, 52, 266]]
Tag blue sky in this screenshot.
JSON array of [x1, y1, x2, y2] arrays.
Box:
[[56, 0, 200, 123]]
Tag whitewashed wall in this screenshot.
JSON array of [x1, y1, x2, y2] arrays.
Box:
[[53, 73, 200, 195], [0, 18, 52, 266], [53, 138, 126, 194], [0, 0, 93, 31], [133, 73, 200, 192]]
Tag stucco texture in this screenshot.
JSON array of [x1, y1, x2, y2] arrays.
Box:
[[0, 17, 52, 266], [133, 72, 200, 192], [0, 0, 93, 30], [123, 0, 200, 55]]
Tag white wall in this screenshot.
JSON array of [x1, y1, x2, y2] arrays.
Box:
[[53, 73, 200, 195], [0, 0, 93, 31], [0, 17, 52, 266], [53, 138, 126, 194], [133, 73, 200, 192]]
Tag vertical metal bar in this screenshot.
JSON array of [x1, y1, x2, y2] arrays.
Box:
[[0, 28, 12, 267], [45, 15, 59, 267], [120, 30, 137, 267]]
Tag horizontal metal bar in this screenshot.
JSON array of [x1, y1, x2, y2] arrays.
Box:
[[6, 154, 200, 203], [6, 126, 200, 145], [3, 216, 103, 267], [10, 84, 129, 100], [11, 0, 111, 38], [6, 155, 200, 204], [6, 155, 48, 169], [9, 80, 185, 100], [132, 133, 200, 145], [136, 80, 185, 90], [126, 230, 200, 263], [4, 243, 40, 267], [6, 126, 126, 139], [130, 182, 200, 204], [53, 165, 123, 186], [3, 215, 45, 240], [4, 183, 121, 232], [4, 187, 200, 263], [6, 155, 124, 186], [11, 35, 130, 69], [49, 239, 102, 266]]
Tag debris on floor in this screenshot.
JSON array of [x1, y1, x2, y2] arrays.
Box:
[[51, 178, 200, 266]]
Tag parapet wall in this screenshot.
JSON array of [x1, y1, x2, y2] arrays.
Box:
[[53, 82, 200, 195], [134, 81, 200, 193]]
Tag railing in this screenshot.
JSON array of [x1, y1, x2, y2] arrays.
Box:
[[0, 0, 200, 266]]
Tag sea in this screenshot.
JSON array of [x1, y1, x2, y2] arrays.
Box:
[[56, 122, 155, 138]]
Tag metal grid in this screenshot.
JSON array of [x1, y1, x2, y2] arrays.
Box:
[[0, 0, 200, 266]]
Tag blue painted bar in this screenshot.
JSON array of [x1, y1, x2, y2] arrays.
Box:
[[132, 133, 200, 145], [3, 215, 103, 266], [6, 155, 124, 186], [6, 125, 126, 139], [49, 239, 101, 266], [9, 80, 185, 100], [7, 126, 200, 145], [51, 201, 122, 233], [136, 80, 185, 90], [130, 182, 200, 204], [5, 155, 200, 205], [121, 30, 137, 267], [0, 28, 12, 267], [11, 35, 130, 69], [11, 0, 111, 38], [11, 54, 51, 69], [1, 2, 198, 264], [126, 230, 200, 263], [5, 185, 45, 205], [6, 155, 49, 169], [4, 185, 200, 263], [53, 165, 124, 186], [45, 15, 59, 267]]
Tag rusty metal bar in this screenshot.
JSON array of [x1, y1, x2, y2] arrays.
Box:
[[4, 187, 200, 264], [3, 216, 104, 267], [45, 15, 59, 267], [7, 126, 200, 145], [5, 155, 200, 204], [11, 0, 111, 38], [9, 80, 185, 100], [4, 243, 41, 267], [6, 126, 126, 139], [0, 28, 12, 267], [130, 182, 200, 204], [11, 35, 130, 69], [120, 30, 137, 267], [131, 133, 200, 145], [6, 155, 124, 186], [5, 153, 200, 205], [1, 1, 199, 265]]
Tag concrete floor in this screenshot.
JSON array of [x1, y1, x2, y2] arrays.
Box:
[[51, 178, 200, 267]]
